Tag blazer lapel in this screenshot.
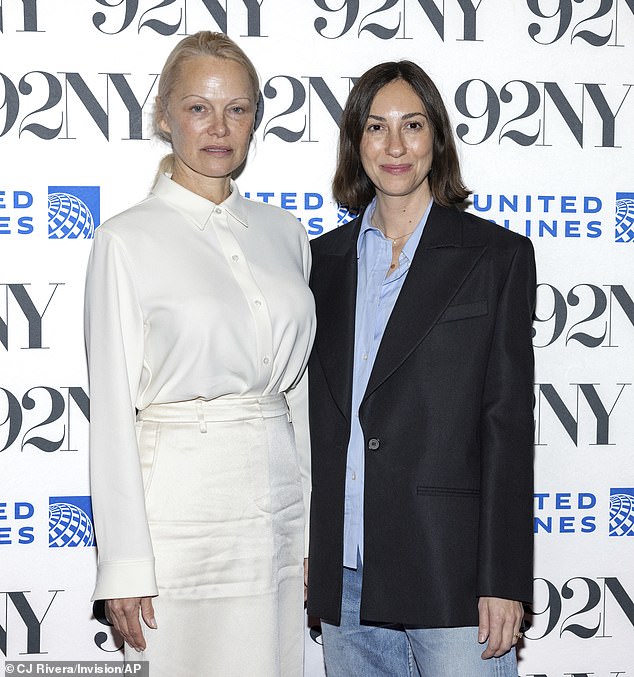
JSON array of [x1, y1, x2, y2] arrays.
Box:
[[312, 219, 361, 422], [364, 204, 486, 400]]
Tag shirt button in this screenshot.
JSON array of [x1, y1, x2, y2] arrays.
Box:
[[368, 438, 380, 451], [263, 356, 270, 365], [254, 300, 262, 307], [351, 472, 357, 480], [362, 353, 368, 361], [231, 255, 239, 262], [215, 207, 222, 214]]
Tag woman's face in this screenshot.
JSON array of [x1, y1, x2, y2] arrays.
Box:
[[359, 79, 433, 204], [160, 55, 255, 190]]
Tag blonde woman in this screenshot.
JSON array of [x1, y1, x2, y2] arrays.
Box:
[[85, 32, 315, 676]]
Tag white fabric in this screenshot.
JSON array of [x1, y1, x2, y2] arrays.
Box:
[[84, 173, 315, 600], [127, 396, 305, 677]]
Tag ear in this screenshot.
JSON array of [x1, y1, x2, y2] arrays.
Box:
[[156, 96, 171, 135], [159, 116, 171, 135]]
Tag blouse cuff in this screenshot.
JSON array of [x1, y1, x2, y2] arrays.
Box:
[[92, 558, 158, 601]]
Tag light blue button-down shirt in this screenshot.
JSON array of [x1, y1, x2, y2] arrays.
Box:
[[343, 197, 433, 569]]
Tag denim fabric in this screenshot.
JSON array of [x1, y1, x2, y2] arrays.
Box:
[[405, 626, 518, 677], [321, 562, 415, 677], [321, 558, 518, 677]]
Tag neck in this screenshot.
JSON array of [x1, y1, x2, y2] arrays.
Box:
[[373, 191, 432, 239], [171, 163, 232, 204]]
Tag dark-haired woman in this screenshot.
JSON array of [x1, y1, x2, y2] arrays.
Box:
[[306, 60, 535, 676], [85, 32, 314, 676]]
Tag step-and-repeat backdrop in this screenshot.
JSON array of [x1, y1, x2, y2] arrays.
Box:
[[1, 1, 633, 674]]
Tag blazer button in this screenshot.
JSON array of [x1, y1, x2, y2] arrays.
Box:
[[368, 438, 380, 451]]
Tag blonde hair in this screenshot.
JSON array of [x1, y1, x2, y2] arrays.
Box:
[[153, 31, 260, 176]]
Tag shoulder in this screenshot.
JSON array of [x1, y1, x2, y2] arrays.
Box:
[[310, 216, 361, 256], [239, 194, 307, 241], [95, 194, 161, 241], [458, 207, 533, 254]]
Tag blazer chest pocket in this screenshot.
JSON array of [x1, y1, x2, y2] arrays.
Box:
[[416, 486, 480, 498], [437, 299, 488, 324]]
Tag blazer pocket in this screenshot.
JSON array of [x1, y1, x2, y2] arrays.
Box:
[[416, 486, 480, 497], [437, 299, 488, 324]]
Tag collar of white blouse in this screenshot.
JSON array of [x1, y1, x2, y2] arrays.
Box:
[[153, 172, 249, 231]]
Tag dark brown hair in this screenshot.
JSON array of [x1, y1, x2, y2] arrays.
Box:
[[333, 60, 470, 212]]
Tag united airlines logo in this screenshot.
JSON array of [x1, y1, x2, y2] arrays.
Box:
[[49, 496, 95, 547], [336, 205, 356, 227], [615, 193, 634, 243], [47, 186, 100, 239], [609, 488, 634, 537]]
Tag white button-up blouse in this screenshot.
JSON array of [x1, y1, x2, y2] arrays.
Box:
[[85, 174, 316, 600]]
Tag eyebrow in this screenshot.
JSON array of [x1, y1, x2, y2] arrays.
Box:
[[180, 94, 253, 102], [367, 112, 426, 121]]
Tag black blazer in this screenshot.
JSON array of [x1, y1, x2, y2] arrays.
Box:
[[306, 202, 536, 627]]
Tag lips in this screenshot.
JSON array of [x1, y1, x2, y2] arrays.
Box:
[[380, 164, 411, 175], [201, 145, 232, 154]]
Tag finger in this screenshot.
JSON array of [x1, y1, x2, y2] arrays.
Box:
[[484, 608, 520, 659], [140, 597, 158, 630], [511, 612, 526, 646], [122, 602, 146, 651], [107, 600, 133, 648], [477, 598, 490, 645], [109, 599, 145, 652], [480, 605, 506, 659]]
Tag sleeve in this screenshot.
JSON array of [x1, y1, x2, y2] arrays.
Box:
[[477, 236, 536, 604], [84, 228, 158, 600], [285, 233, 313, 558]]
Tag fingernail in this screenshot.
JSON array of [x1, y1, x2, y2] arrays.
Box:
[[149, 618, 157, 629], [478, 634, 485, 643]]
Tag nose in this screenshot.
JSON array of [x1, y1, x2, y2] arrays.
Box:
[[386, 128, 405, 157], [206, 112, 228, 137]]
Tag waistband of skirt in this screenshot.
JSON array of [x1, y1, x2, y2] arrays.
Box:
[[138, 393, 290, 423]]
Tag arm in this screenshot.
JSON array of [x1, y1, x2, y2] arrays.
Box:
[[285, 234, 313, 560], [477, 237, 536, 656], [85, 229, 158, 648]]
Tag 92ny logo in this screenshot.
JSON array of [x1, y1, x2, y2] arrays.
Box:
[[526, 0, 634, 46], [0, 0, 265, 36], [525, 575, 634, 641], [0, 589, 123, 657], [0, 386, 89, 453], [0, 71, 631, 149], [533, 284, 634, 348], [1, 0, 633, 46]]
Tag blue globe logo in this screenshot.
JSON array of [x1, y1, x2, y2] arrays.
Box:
[[615, 198, 634, 243], [336, 205, 356, 227], [609, 493, 634, 536], [49, 502, 95, 547], [48, 192, 95, 239]]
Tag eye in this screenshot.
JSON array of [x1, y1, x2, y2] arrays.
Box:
[[190, 104, 205, 113], [366, 123, 383, 133], [405, 120, 423, 130]]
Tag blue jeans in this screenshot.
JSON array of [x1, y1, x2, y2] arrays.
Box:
[[321, 559, 518, 677]]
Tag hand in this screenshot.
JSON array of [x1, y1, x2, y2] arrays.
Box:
[[304, 558, 309, 604], [105, 596, 157, 652], [477, 597, 523, 659]]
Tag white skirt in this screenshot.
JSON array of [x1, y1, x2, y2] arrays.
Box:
[[127, 394, 305, 677]]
